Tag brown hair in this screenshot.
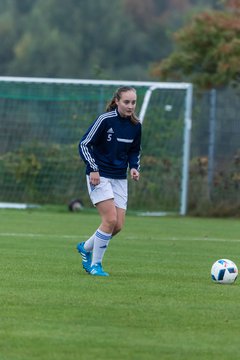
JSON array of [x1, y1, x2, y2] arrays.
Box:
[[106, 86, 139, 125]]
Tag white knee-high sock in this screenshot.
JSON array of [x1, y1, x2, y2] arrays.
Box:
[[91, 229, 112, 266], [83, 233, 95, 252]]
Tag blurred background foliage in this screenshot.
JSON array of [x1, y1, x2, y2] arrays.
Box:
[[152, 0, 240, 88], [0, 0, 227, 81]]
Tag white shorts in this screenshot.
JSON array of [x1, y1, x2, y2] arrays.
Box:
[[86, 176, 128, 209]]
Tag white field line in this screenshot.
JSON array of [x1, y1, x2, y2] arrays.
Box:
[[0, 233, 240, 242], [0, 233, 85, 239], [124, 236, 240, 242]]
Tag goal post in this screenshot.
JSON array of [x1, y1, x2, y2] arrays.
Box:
[[0, 77, 193, 215], [138, 83, 193, 215]]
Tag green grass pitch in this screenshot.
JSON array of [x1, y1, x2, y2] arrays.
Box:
[[1, 208, 240, 360]]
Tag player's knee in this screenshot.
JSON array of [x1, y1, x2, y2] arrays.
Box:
[[104, 214, 117, 231]]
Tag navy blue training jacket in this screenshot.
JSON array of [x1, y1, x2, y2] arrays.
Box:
[[79, 109, 141, 179]]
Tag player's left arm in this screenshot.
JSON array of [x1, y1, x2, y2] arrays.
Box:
[[128, 125, 141, 180]]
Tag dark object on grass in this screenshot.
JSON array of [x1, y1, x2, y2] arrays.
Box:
[[68, 199, 84, 212]]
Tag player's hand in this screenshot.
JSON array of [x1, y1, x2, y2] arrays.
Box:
[[130, 168, 140, 181], [89, 171, 100, 185]]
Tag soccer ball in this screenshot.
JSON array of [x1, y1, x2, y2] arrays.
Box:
[[211, 259, 238, 284]]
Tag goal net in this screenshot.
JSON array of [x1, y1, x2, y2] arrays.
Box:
[[0, 77, 192, 215]]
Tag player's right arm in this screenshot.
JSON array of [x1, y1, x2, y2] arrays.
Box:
[[78, 117, 105, 172]]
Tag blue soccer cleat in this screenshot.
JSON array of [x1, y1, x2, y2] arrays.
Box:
[[76, 242, 92, 273], [90, 262, 109, 277]]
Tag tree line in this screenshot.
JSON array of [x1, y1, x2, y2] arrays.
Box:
[[0, 0, 221, 81]]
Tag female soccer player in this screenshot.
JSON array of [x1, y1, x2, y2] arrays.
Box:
[[77, 86, 142, 276]]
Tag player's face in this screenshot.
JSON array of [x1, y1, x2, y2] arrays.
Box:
[[116, 90, 137, 118]]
